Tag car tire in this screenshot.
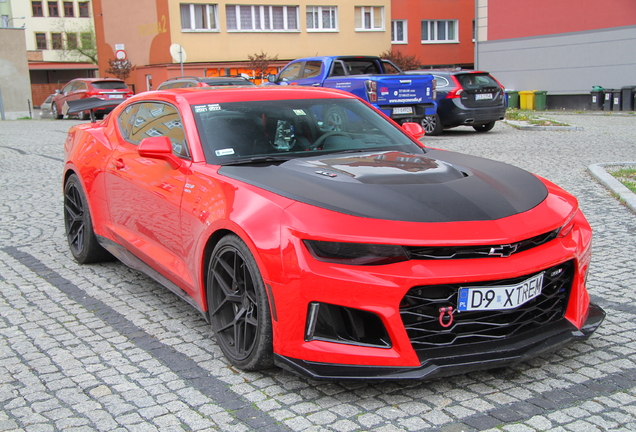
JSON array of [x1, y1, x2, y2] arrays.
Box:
[[323, 106, 348, 131], [64, 174, 113, 263], [207, 235, 274, 370], [421, 114, 443, 136], [52, 103, 63, 120], [473, 121, 496, 133], [77, 110, 88, 121]]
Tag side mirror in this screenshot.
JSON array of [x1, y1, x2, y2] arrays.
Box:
[[402, 122, 425, 139], [138, 136, 182, 169], [267, 74, 277, 83]]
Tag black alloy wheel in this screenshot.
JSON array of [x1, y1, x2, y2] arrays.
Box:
[[64, 174, 112, 263], [207, 235, 273, 370]]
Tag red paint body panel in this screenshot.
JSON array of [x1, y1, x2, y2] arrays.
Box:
[[63, 86, 602, 377]]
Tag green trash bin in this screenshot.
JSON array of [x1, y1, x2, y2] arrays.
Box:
[[506, 90, 519, 109], [534, 91, 547, 110]]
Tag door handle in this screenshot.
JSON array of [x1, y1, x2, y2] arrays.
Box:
[[114, 158, 125, 170]]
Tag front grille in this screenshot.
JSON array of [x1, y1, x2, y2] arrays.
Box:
[[400, 261, 573, 350], [405, 229, 559, 260]]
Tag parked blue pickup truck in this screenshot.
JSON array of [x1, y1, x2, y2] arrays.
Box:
[[267, 56, 437, 132]]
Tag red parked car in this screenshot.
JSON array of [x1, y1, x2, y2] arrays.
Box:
[[63, 86, 604, 379], [52, 78, 134, 120]]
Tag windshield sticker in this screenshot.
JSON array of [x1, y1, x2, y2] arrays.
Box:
[[208, 104, 221, 111], [215, 148, 235, 157], [293, 109, 307, 116], [194, 105, 208, 113]]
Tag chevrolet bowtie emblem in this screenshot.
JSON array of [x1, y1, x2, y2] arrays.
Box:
[[488, 244, 518, 257]]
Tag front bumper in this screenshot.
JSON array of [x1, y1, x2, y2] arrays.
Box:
[[274, 303, 605, 380]]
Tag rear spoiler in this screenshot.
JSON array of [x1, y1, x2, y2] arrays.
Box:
[[63, 97, 125, 123]]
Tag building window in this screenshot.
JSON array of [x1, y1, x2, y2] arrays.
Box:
[[48, 1, 59, 16], [32, 1, 44, 17], [421, 20, 457, 42], [66, 32, 78, 49], [226, 5, 299, 31], [51, 32, 63, 49], [80, 32, 93, 49], [306, 6, 337, 31], [180, 4, 218, 31], [35, 32, 47, 49], [391, 19, 406, 43], [354, 6, 383, 31], [63, 1, 74, 17], [79, 2, 90, 17]]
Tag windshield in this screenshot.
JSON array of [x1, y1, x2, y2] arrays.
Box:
[[193, 98, 424, 165]]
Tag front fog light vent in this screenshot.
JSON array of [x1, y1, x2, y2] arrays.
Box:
[[305, 302, 391, 348]]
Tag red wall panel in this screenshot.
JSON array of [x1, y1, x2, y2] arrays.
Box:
[[488, 0, 636, 40], [391, 0, 475, 66]]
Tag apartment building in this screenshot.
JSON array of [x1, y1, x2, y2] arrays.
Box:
[[93, 0, 393, 93], [4, 0, 98, 105], [390, 0, 475, 69]]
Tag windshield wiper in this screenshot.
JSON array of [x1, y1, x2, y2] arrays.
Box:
[[221, 155, 292, 166]]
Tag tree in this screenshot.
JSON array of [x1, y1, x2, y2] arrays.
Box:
[[53, 20, 98, 64], [105, 59, 133, 80], [379, 49, 421, 72], [248, 50, 279, 80]]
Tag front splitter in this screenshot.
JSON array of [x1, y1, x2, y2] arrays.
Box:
[[274, 303, 605, 380]]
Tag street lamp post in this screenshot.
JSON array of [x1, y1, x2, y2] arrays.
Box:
[[6, 17, 26, 28]]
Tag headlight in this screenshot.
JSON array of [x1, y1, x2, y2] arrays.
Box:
[[303, 240, 409, 266], [557, 211, 577, 238]]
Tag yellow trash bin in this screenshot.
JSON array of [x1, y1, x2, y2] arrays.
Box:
[[519, 91, 536, 110]]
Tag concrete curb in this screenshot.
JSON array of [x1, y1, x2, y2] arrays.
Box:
[[503, 120, 583, 131], [588, 162, 636, 213]]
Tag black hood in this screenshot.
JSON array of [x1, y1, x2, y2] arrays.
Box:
[[219, 149, 548, 222]]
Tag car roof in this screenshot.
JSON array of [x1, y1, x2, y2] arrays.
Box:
[[69, 77, 126, 82], [406, 69, 490, 76], [147, 86, 359, 105]]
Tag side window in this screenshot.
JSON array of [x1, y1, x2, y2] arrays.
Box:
[[433, 75, 450, 88], [127, 102, 190, 158], [278, 62, 302, 82], [302, 61, 322, 78], [76, 82, 88, 91], [61, 82, 75, 93], [118, 102, 141, 141]]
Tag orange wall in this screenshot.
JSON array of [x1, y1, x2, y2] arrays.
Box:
[[487, 0, 636, 40], [391, 0, 475, 66], [94, 0, 172, 90]]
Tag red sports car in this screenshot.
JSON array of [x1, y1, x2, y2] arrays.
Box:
[[63, 86, 604, 379]]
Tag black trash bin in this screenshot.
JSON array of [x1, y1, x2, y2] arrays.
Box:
[[612, 89, 622, 111], [603, 89, 614, 111], [622, 86, 636, 111], [591, 86, 604, 110]]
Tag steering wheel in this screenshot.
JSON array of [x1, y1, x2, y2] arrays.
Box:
[[310, 131, 351, 150]]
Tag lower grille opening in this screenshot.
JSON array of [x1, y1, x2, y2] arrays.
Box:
[[306, 302, 391, 348], [400, 261, 573, 350]]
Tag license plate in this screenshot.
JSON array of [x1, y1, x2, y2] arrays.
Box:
[[393, 106, 413, 115], [475, 93, 493, 100], [109, 94, 124, 99], [457, 272, 544, 312]]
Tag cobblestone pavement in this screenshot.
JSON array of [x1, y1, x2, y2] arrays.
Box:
[[1, 113, 635, 432]]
